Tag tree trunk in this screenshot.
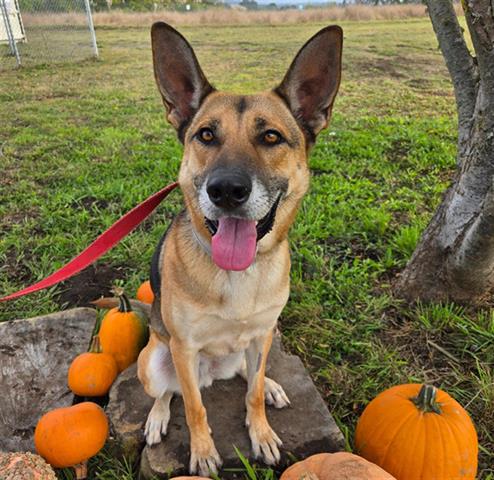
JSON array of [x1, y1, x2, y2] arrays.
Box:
[[394, 0, 494, 303]]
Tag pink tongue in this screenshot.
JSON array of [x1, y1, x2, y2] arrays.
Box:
[[211, 217, 257, 271]]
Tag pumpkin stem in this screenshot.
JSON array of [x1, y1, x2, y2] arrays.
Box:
[[89, 335, 102, 353], [112, 286, 132, 313], [74, 461, 88, 479], [412, 384, 442, 414]]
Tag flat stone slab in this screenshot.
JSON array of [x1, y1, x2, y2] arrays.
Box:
[[0, 308, 96, 452], [107, 338, 345, 478]]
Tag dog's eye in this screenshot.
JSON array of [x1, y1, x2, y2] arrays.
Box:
[[197, 128, 215, 144], [262, 130, 283, 146]]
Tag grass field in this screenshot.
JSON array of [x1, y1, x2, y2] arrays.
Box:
[[1, 18, 493, 479]]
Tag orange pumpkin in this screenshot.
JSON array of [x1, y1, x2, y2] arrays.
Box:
[[68, 335, 118, 397], [355, 384, 478, 480], [136, 280, 154, 304], [279, 452, 396, 480], [0, 452, 57, 479], [98, 287, 149, 372], [34, 402, 108, 470]]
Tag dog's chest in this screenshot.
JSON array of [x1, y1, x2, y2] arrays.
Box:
[[172, 262, 289, 356]]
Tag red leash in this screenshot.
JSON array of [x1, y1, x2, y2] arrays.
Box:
[[0, 182, 179, 303]]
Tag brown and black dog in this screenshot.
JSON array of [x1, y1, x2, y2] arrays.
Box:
[[137, 22, 342, 476]]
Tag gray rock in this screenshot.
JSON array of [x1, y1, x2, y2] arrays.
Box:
[[0, 308, 97, 452], [106, 363, 154, 462], [107, 338, 344, 478]]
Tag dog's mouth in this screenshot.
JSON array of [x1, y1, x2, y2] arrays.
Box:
[[204, 195, 281, 271]]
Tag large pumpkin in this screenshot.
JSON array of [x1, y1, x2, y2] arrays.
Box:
[[354, 384, 478, 480], [98, 287, 149, 372], [68, 335, 118, 397], [279, 452, 396, 480], [34, 402, 108, 470]]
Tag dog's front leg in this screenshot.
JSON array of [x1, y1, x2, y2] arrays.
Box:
[[245, 330, 282, 465], [169, 338, 222, 476]]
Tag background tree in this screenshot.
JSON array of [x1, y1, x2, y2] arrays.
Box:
[[395, 0, 494, 302]]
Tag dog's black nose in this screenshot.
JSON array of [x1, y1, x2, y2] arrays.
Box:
[[206, 168, 252, 210]]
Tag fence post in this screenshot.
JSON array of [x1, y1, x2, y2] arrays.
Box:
[[83, 0, 98, 58], [0, 0, 21, 67]]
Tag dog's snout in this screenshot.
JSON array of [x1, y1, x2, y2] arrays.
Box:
[[206, 168, 252, 210]]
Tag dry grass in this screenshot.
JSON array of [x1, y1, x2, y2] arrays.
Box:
[[22, 3, 464, 27]]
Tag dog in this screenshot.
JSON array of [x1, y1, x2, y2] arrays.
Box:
[[136, 22, 342, 477]]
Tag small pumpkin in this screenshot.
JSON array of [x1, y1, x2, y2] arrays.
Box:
[[354, 384, 478, 480], [98, 287, 149, 372], [68, 335, 118, 397], [34, 402, 108, 476], [136, 280, 154, 304], [0, 452, 57, 480], [279, 452, 396, 480], [169, 477, 211, 480]]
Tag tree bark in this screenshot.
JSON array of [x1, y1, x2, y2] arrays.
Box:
[[394, 0, 494, 303], [426, 0, 478, 161]]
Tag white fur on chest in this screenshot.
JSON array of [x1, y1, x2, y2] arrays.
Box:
[[171, 259, 289, 356]]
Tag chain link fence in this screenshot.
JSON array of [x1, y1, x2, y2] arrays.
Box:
[[1, 0, 98, 69]]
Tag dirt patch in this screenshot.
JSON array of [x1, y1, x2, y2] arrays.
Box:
[[56, 263, 130, 308], [379, 312, 453, 382], [387, 138, 412, 164], [352, 56, 409, 80], [3, 248, 38, 286], [0, 208, 40, 234], [406, 77, 433, 90], [430, 89, 453, 97], [0, 165, 19, 188], [324, 236, 382, 265], [310, 167, 330, 176], [352, 54, 447, 84], [70, 196, 110, 211], [373, 58, 408, 79]]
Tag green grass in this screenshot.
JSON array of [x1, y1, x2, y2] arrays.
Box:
[[1, 18, 492, 479]]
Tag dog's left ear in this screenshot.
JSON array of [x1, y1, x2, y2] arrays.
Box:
[[275, 25, 343, 144], [151, 22, 214, 140]]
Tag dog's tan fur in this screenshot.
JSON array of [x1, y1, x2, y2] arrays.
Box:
[[136, 23, 342, 476]]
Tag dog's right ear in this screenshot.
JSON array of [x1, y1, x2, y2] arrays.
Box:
[[151, 22, 214, 141]]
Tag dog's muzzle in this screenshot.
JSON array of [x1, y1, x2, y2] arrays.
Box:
[[198, 166, 282, 271], [205, 194, 281, 242], [204, 193, 282, 271]]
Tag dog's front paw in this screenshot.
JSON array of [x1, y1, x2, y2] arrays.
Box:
[[144, 399, 171, 446], [246, 416, 282, 466], [264, 377, 290, 409], [190, 435, 222, 476]]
